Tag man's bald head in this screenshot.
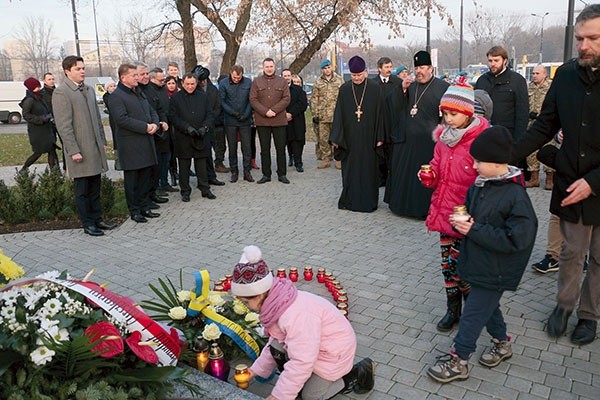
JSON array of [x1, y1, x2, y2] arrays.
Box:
[[532, 65, 547, 85]]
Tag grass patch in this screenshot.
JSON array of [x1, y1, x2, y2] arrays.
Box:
[[0, 133, 115, 167]]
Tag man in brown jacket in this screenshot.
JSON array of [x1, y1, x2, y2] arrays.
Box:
[[53, 55, 115, 236], [250, 58, 291, 184]]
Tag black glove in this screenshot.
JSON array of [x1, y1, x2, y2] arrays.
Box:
[[312, 116, 319, 124], [528, 111, 538, 120], [197, 126, 207, 139], [233, 112, 241, 120], [186, 126, 199, 137]]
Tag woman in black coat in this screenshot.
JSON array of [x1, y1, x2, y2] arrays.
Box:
[[19, 77, 58, 173], [286, 74, 308, 172]]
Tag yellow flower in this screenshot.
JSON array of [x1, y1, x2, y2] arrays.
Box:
[[167, 306, 187, 320], [233, 301, 247, 315], [202, 323, 222, 341], [245, 312, 260, 327], [0, 250, 26, 285], [177, 290, 191, 303], [208, 293, 225, 307]]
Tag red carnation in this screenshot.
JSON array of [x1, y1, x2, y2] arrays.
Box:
[[84, 321, 124, 358], [126, 331, 159, 364]]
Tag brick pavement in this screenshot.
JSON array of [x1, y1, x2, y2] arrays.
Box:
[[0, 150, 598, 400]]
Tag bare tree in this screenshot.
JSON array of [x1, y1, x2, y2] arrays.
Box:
[[116, 14, 164, 64], [13, 16, 57, 78]]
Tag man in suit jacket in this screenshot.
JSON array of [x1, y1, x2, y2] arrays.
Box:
[[52, 55, 115, 237], [109, 63, 160, 223]]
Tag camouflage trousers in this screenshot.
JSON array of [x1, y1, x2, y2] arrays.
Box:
[[317, 122, 333, 161]]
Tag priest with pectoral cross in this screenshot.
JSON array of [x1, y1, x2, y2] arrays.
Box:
[[330, 55, 385, 213]]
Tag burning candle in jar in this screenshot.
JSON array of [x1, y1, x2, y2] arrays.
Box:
[[317, 268, 326, 283], [339, 308, 349, 318], [193, 338, 210, 372], [337, 302, 348, 312], [234, 364, 251, 389], [337, 290, 347, 301], [304, 266, 313, 281], [325, 273, 334, 289], [214, 282, 225, 292], [289, 267, 299, 282], [330, 280, 340, 294], [453, 205, 471, 222], [419, 164, 436, 188], [277, 268, 287, 279], [224, 274, 233, 291]]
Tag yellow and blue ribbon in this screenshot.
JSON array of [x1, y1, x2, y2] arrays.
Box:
[[187, 270, 260, 360]]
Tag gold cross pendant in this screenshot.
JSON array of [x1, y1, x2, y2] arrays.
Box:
[[355, 106, 363, 122]]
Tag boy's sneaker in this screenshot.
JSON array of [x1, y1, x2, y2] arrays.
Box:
[[427, 351, 469, 383], [532, 254, 559, 273], [479, 338, 512, 368]]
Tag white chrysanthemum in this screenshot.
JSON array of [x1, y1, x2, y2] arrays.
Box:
[[0, 304, 16, 319], [36, 271, 61, 280], [42, 298, 62, 317], [177, 290, 191, 303], [245, 312, 260, 327], [30, 346, 55, 366], [202, 323, 222, 341]]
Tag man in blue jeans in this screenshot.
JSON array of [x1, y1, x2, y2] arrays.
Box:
[[220, 65, 254, 183]]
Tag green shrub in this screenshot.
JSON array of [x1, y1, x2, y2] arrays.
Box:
[[100, 175, 116, 215], [12, 168, 41, 221], [37, 167, 69, 216]]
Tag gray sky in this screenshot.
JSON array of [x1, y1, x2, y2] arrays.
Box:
[[0, 0, 575, 49]]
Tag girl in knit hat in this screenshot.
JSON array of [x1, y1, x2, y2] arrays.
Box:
[[418, 76, 490, 333], [231, 245, 374, 400], [19, 77, 58, 174]]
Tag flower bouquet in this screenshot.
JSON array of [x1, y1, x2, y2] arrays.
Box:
[[0, 269, 201, 400], [0, 249, 25, 288], [142, 270, 266, 370]]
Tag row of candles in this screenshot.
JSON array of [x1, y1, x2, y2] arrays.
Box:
[[213, 267, 349, 318]]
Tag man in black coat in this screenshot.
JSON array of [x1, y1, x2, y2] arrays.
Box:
[[475, 45, 529, 176], [168, 73, 215, 202], [143, 67, 174, 194], [109, 63, 160, 223], [512, 4, 600, 346], [282, 69, 308, 172]]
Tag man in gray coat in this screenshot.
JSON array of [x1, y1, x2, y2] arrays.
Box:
[[53, 55, 115, 237]]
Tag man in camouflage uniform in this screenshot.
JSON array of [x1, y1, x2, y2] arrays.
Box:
[[526, 64, 554, 189], [311, 59, 344, 169]]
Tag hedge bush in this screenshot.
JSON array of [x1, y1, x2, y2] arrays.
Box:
[[0, 167, 122, 226]]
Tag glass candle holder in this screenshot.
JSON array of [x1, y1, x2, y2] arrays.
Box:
[[453, 205, 471, 222], [289, 267, 299, 282], [234, 364, 251, 389], [317, 268, 326, 283], [277, 268, 287, 279], [304, 266, 313, 281], [419, 164, 435, 188]]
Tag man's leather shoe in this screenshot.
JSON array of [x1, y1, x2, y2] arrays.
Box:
[[150, 195, 168, 204], [230, 173, 238, 183], [215, 163, 230, 173], [160, 185, 179, 193], [202, 191, 216, 199], [131, 214, 148, 223], [83, 225, 104, 236], [141, 210, 160, 218], [156, 190, 168, 197], [148, 202, 160, 210], [278, 176, 290, 184], [181, 194, 190, 202], [257, 176, 271, 184], [296, 166, 304, 173], [547, 305, 572, 338], [96, 220, 117, 230], [208, 178, 225, 186], [571, 319, 597, 345], [244, 172, 254, 182]]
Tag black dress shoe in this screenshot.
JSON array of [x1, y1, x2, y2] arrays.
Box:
[[288, 157, 294, 167], [547, 305, 572, 338], [296, 166, 304, 173], [202, 191, 217, 199], [230, 173, 238, 183], [571, 319, 597, 345], [131, 214, 148, 223], [278, 175, 290, 184], [181, 194, 190, 202], [83, 225, 104, 236], [244, 172, 254, 182], [208, 178, 225, 186], [141, 210, 160, 218], [257, 176, 271, 184], [150, 195, 168, 204], [148, 202, 160, 210], [96, 220, 117, 230]]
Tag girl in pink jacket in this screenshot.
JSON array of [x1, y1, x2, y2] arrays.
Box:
[[418, 77, 490, 333], [230, 245, 375, 400]]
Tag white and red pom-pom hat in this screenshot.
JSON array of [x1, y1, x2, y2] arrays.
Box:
[[231, 245, 274, 297]]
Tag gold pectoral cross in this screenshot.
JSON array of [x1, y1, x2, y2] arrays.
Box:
[[355, 106, 363, 122]]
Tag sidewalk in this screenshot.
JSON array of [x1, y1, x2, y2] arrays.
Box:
[[0, 150, 598, 399]]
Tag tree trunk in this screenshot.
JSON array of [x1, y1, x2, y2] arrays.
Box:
[[177, 0, 198, 72]]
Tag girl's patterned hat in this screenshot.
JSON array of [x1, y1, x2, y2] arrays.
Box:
[[231, 245, 273, 297], [440, 75, 474, 117]]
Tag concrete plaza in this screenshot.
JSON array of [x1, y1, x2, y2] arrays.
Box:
[[0, 147, 598, 400]]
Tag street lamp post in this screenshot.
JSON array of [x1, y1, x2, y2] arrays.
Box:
[[532, 12, 549, 63]]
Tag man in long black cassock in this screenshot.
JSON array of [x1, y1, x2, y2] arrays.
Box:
[[384, 50, 449, 219], [330, 55, 385, 212]]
